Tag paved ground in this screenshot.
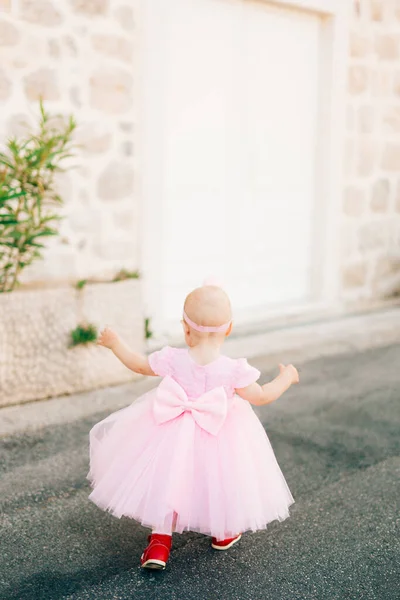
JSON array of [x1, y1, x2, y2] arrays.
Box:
[[1, 344, 399, 600]]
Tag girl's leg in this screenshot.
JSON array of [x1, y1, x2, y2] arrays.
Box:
[[141, 513, 175, 570], [152, 510, 176, 535]]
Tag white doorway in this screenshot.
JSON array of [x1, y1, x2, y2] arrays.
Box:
[[141, 0, 346, 337]]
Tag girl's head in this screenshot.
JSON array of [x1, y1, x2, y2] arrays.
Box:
[[182, 285, 232, 347]]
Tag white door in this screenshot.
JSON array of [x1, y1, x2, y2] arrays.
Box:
[[142, 0, 322, 336]]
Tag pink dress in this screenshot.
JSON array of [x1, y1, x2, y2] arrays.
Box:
[[88, 347, 294, 540]]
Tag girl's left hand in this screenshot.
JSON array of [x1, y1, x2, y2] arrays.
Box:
[[279, 363, 300, 384], [97, 327, 119, 350]]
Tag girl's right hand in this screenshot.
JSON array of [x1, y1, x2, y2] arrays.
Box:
[[97, 327, 119, 350], [279, 363, 300, 385]]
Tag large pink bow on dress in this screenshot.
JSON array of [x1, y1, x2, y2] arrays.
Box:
[[153, 376, 228, 436]]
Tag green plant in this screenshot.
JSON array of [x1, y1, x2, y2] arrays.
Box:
[[113, 268, 140, 282], [70, 323, 98, 347], [76, 279, 87, 290], [144, 317, 153, 340], [0, 100, 76, 292]]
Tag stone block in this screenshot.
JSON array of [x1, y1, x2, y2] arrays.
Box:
[[358, 221, 390, 252], [370, 0, 383, 21], [90, 68, 133, 114], [48, 38, 61, 58], [63, 35, 78, 56], [68, 207, 102, 233], [357, 105, 375, 134], [113, 207, 136, 230], [70, 86, 81, 107], [70, 0, 109, 16], [121, 141, 133, 157], [375, 35, 399, 60], [6, 113, 30, 136], [357, 140, 376, 176], [373, 256, 400, 281], [97, 161, 134, 200], [0, 19, 19, 45], [342, 262, 368, 289], [0, 68, 11, 100], [0, 0, 11, 12], [119, 121, 134, 133], [23, 68, 59, 101], [114, 5, 134, 32], [383, 107, 400, 133], [75, 124, 112, 154], [348, 66, 369, 95], [371, 69, 391, 98], [19, 0, 63, 27], [350, 32, 370, 58], [371, 179, 390, 213], [381, 143, 400, 171], [91, 34, 132, 64], [93, 238, 136, 260], [343, 186, 366, 217]]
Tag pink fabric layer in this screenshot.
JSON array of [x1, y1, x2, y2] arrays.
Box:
[[153, 376, 228, 435], [88, 348, 294, 539]]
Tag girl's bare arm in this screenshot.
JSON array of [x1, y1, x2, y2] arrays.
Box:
[[97, 327, 156, 376], [235, 364, 299, 406]]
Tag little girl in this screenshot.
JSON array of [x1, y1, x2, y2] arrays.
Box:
[[88, 284, 298, 570]]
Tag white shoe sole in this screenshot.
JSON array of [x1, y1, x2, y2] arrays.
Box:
[[211, 534, 242, 550], [141, 558, 166, 570]]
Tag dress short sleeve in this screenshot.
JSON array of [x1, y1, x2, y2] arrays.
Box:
[[148, 346, 173, 377], [234, 358, 261, 389]]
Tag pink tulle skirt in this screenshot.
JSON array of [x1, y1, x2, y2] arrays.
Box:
[[88, 389, 294, 540]]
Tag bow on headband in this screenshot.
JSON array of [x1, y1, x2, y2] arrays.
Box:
[[153, 376, 228, 436]]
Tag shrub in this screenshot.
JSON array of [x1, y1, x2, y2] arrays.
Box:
[[144, 317, 153, 340], [112, 269, 140, 282], [70, 324, 98, 347], [76, 279, 88, 290], [0, 101, 76, 292]]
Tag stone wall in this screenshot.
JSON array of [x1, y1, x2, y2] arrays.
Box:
[[0, 0, 139, 286], [1, 0, 400, 310], [342, 0, 400, 302], [0, 279, 142, 406]]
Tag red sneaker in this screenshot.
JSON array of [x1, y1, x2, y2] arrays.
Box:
[[211, 534, 242, 550], [140, 533, 172, 570]]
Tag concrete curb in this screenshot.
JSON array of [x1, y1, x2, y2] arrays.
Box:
[[1, 307, 399, 439]]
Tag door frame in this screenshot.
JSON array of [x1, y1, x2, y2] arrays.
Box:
[[137, 0, 350, 340]]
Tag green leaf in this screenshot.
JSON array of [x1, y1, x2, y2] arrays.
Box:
[[7, 230, 23, 239], [33, 230, 57, 237], [0, 217, 18, 225], [0, 190, 26, 201]]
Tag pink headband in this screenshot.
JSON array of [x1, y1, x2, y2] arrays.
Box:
[[183, 311, 231, 333]]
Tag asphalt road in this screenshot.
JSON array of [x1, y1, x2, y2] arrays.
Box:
[[1, 344, 399, 600]]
